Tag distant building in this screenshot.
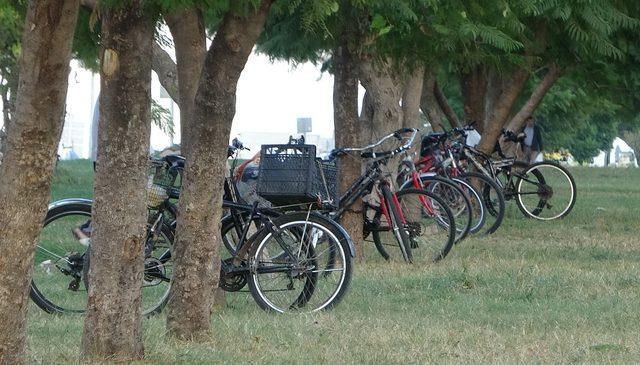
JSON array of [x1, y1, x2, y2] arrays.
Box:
[[591, 137, 638, 167]]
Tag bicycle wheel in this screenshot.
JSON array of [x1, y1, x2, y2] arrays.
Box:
[[401, 175, 475, 242], [515, 161, 576, 220], [82, 220, 174, 316], [494, 161, 529, 202], [448, 177, 485, 235], [394, 189, 456, 262], [379, 184, 413, 262], [248, 212, 353, 312], [460, 172, 505, 234], [30, 202, 91, 314]]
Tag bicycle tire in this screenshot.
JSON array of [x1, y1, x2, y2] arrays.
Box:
[[247, 212, 353, 312], [82, 222, 174, 316], [399, 175, 476, 241], [30, 202, 92, 314], [380, 184, 413, 262], [394, 188, 456, 262], [515, 161, 576, 220], [460, 172, 505, 234]]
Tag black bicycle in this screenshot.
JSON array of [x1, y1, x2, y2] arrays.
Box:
[[329, 128, 457, 263], [31, 140, 354, 314], [458, 128, 577, 220]]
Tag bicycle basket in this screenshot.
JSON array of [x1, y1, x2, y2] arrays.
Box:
[[256, 144, 338, 207], [147, 160, 181, 208]]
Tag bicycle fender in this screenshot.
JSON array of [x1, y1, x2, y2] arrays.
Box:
[[318, 213, 356, 258], [398, 172, 439, 190], [48, 198, 93, 210]]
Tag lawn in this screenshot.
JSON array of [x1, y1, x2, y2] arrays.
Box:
[[27, 160, 640, 364]]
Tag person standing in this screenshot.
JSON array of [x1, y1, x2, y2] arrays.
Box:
[[522, 116, 543, 163]]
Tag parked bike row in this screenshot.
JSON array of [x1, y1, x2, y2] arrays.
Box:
[[31, 124, 576, 316]]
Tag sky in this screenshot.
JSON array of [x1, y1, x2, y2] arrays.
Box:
[[233, 52, 337, 139], [0, 47, 364, 159]]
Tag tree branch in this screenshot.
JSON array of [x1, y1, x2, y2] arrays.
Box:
[[505, 63, 562, 132], [420, 69, 445, 132], [152, 42, 180, 104], [434, 80, 461, 128]]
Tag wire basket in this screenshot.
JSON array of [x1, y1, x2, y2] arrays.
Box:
[[146, 160, 181, 208], [256, 144, 338, 207]]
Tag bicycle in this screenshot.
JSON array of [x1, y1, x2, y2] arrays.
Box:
[[407, 128, 505, 234], [487, 129, 577, 220], [31, 140, 354, 314], [329, 128, 456, 263]]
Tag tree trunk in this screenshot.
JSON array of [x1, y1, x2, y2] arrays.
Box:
[[0, 1, 79, 364], [165, 9, 206, 167], [459, 65, 487, 128], [333, 37, 364, 263], [358, 57, 403, 142], [420, 70, 446, 132], [482, 69, 503, 134], [476, 69, 529, 154], [433, 80, 460, 128], [166, 0, 274, 340], [165, 7, 230, 308], [401, 65, 425, 130], [80, 2, 154, 361], [505, 63, 562, 132]]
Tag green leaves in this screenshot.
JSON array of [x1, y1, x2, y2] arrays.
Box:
[[370, 14, 392, 36]]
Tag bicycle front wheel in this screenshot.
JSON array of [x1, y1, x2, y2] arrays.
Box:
[[516, 161, 576, 220], [248, 212, 353, 313]]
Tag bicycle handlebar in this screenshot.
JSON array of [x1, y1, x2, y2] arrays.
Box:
[[332, 128, 418, 160]]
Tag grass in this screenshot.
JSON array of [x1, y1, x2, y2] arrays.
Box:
[[27, 160, 640, 364]]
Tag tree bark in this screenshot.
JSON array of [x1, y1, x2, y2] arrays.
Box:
[[420, 70, 446, 132], [165, 9, 206, 162], [358, 57, 403, 143], [401, 65, 425, 130], [152, 42, 180, 104], [459, 65, 487, 129], [476, 69, 530, 154], [165, 7, 230, 308], [433, 80, 460, 128], [333, 36, 364, 263], [0, 1, 79, 364], [80, 1, 154, 360], [166, 0, 274, 340], [80, 0, 180, 106], [505, 63, 562, 132]]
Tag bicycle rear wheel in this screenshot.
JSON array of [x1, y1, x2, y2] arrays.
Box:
[[376, 184, 413, 262], [515, 161, 576, 220], [460, 172, 505, 234], [31, 202, 91, 314], [402, 175, 475, 242], [394, 189, 456, 263], [248, 212, 353, 312]]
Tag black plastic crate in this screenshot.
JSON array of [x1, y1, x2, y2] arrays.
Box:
[[257, 144, 338, 207]]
